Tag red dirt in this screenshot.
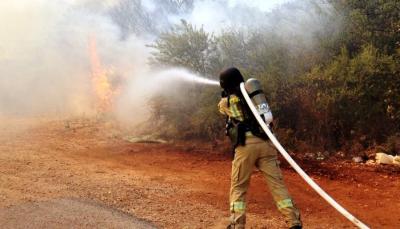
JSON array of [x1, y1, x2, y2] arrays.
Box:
[[0, 117, 399, 228]]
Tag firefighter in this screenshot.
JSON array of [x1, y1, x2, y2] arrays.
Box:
[[218, 67, 302, 229]]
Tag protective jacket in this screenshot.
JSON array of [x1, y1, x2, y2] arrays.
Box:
[[218, 93, 268, 148]]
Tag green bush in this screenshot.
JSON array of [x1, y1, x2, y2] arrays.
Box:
[[147, 1, 400, 153]]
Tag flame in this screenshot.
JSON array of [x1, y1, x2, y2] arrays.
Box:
[[88, 35, 113, 112]]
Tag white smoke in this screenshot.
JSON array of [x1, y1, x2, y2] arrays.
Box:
[[0, 0, 339, 122], [0, 0, 149, 116], [174, 0, 293, 33], [173, 0, 338, 49], [228, 0, 291, 11]]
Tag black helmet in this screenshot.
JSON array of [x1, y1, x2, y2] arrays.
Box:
[[219, 67, 244, 94]]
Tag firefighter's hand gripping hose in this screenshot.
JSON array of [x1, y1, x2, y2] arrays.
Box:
[[239, 83, 370, 229]]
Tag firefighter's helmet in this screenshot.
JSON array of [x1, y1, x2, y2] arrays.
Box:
[[219, 67, 244, 94]]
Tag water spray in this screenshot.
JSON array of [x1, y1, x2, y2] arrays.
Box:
[[239, 81, 370, 229], [152, 69, 219, 86]]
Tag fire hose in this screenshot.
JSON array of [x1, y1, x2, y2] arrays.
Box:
[[239, 82, 370, 229]]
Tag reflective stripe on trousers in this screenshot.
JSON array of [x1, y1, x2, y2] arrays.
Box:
[[230, 201, 246, 213], [277, 198, 294, 210], [229, 136, 301, 227]]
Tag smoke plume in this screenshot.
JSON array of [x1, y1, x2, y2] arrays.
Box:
[[0, 0, 149, 117], [0, 0, 339, 123]]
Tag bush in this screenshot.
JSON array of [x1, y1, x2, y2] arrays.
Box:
[[146, 1, 400, 154]]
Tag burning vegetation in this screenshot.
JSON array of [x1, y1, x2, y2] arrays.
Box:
[[88, 36, 123, 113]]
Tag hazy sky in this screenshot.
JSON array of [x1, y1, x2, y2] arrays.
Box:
[[177, 0, 294, 33], [228, 0, 292, 11]]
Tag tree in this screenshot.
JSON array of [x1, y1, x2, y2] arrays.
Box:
[[149, 20, 217, 75], [148, 21, 222, 140]]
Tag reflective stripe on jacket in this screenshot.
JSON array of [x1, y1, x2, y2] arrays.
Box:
[[218, 95, 244, 122]]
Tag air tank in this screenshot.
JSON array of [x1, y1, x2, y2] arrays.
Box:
[[244, 78, 273, 124]]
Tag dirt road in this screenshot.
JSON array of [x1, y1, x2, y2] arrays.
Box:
[[0, 117, 399, 228]]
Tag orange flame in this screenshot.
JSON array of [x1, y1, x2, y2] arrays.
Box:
[[88, 35, 113, 112]]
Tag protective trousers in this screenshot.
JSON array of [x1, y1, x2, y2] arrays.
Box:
[[229, 135, 301, 228]]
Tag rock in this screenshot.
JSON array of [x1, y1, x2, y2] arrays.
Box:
[[335, 151, 346, 158], [124, 135, 167, 144], [376, 152, 393, 165], [316, 152, 325, 161], [352, 156, 363, 163], [393, 156, 400, 165], [375, 152, 400, 166], [305, 152, 316, 160]]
